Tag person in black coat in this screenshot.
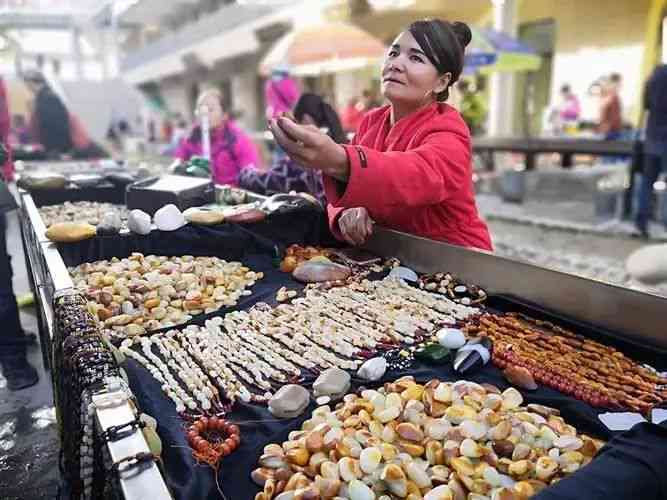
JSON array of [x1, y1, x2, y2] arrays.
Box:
[[0, 143, 38, 390], [636, 64, 667, 237], [23, 70, 72, 156]]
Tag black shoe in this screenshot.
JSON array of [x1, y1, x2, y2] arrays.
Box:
[[1, 358, 38, 391], [20, 331, 38, 345], [633, 224, 650, 240]]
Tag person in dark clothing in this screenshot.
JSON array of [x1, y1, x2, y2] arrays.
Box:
[[635, 64, 667, 238], [0, 143, 38, 389], [23, 70, 72, 156], [0, 77, 38, 390], [239, 93, 347, 201], [0, 210, 38, 390]]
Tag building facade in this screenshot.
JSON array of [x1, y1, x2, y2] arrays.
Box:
[[117, 0, 318, 131], [335, 0, 666, 135], [117, 0, 666, 136]]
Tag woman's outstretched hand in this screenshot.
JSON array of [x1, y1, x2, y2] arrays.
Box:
[[269, 115, 350, 182], [338, 207, 374, 246]]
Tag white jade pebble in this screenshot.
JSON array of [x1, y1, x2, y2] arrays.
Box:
[[357, 357, 387, 381], [437, 328, 466, 349]]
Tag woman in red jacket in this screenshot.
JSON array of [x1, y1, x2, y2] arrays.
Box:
[[269, 19, 492, 251]]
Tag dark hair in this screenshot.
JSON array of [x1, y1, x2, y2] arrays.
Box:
[[293, 93, 347, 144], [561, 84, 571, 94], [610, 73, 622, 83], [23, 70, 47, 85], [408, 19, 472, 101]]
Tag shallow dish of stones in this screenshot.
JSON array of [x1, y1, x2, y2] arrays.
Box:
[[69, 252, 263, 340], [38, 201, 129, 227], [252, 376, 604, 500]]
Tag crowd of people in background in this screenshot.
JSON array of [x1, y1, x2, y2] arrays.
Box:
[[170, 67, 383, 202], [546, 72, 626, 139], [0, 70, 104, 171], [635, 63, 667, 238], [166, 59, 667, 243]]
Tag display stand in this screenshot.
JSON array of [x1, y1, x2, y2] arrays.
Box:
[[18, 187, 667, 500]]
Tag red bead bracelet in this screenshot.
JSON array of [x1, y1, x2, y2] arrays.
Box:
[[187, 416, 241, 466]]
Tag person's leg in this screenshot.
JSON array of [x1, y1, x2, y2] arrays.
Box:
[[662, 152, 667, 231], [0, 213, 38, 390], [636, 154, 662, 236]]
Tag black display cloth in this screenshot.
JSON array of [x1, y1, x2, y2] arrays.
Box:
[[123, 319, 667, 500], [121, 277, 667, 500], [56, 207, 330, 270], [52, 206, 667, 500]]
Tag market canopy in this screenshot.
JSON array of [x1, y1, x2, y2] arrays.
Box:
[[465, 26, 541, 74], [259, 22, 386, 76]]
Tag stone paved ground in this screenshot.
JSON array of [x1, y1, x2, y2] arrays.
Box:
[[0, 210, 60, 500], [479, 193, 667, 298]]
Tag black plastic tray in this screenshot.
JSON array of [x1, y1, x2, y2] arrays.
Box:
[[125, 175, 214, 215]]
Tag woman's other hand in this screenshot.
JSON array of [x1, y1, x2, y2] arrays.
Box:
[[338, 207, 374, 246], [269, 115, 350, 181]]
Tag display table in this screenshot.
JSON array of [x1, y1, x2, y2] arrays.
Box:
[[18, 189, 667, 500]]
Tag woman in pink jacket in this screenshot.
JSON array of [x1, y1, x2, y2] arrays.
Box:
[[175, 89, 261, 186]]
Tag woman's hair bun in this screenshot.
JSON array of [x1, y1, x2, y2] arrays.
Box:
[[451, 21, 472, 49]]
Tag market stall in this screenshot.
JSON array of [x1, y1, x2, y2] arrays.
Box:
[[17, 182, 667, 500], [15, 159, 159, 206]]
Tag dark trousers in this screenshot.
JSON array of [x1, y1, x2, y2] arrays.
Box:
[[636, 153, 667, 230], [0, 213, 26, 358]]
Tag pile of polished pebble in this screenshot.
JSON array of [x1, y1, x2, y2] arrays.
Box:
[[252, 376, 604, 500], [39, 201, 129, 227], [69, 253, 262, 340], [418, 272, 487, 306]]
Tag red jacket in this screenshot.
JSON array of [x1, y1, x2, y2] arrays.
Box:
[[324, 102, 493, 251]]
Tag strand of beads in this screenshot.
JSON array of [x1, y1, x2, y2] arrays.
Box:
[[231, 307, 357, 370], [176, 327, 262, 404], [282, 302, 373, 350], [120, 338, 188, 413], [225, 316, 312, 374], [273, 313, 362, 361], [223, 328, 295, 383], [227, 312, 318, 371], [79, 391, 95, 499], [324, 294, 411, 342], [295, 296, 394, 344], [170, 331, 224, 403], [335, 283, 440, 333], [251, 309, 356, 370], [179, 328, 265, 397], [176, 331, 238, 403], [157, 334, 214, 412], [372, 277, 478, 320], [141, 336, 199, 412], [195, 324, 276, 390]]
